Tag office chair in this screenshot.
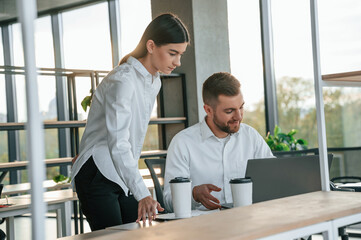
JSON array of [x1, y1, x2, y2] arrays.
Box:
[[144, 158, 167, 213]]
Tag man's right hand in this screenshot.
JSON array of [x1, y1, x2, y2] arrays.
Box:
[[192, 184, 221, 210]]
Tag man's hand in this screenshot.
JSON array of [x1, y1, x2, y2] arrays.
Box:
[[192, 184, 221, 210], [136, 196, 164, 223]]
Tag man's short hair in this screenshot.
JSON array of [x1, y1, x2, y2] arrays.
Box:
[[202, 72, 241, 107]]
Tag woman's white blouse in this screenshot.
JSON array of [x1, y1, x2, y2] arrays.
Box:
[[71, 57, 161, 201]]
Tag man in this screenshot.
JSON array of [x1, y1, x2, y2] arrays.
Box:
[[163, 72, 273, 212]]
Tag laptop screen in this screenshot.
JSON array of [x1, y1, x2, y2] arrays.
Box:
[[245, 154, 333, 203]]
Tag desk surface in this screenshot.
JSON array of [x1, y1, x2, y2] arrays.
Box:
[[59, 191, 361, 240], [2, 180, 71, 196], [0, 189, 77, 212]]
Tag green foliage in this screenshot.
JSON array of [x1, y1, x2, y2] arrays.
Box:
[[81, 89, 94, 112], [53, 174, 71, 184], [265, 125, 308, 151]]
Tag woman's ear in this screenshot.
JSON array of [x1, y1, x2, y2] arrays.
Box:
[[146, 40, 155, 54]]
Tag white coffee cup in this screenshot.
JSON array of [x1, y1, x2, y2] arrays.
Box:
[[170, 177, 192, 218], [229, 177, 253, 207]]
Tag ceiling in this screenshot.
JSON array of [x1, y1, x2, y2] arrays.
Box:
[[0, 0, 103, 25]]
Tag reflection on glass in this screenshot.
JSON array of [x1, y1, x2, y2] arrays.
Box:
[[0, 75, 6, 121], [35, 16, 54, 68], [37, 76, 57, 121], [227, 0, 266, 135], [62, 2, 112, 70], [318, 0, 361, 74]]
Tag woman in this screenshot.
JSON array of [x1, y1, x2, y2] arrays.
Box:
[[71, 13, 190, 231]]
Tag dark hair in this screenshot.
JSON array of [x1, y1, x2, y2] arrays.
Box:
[[202, 72, 241, 107], [119, 13, 190, 65]]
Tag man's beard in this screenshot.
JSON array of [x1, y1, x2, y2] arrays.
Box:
[[213, 114, 240, 134]]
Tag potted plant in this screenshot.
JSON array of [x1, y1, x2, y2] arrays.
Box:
[[264, 125, 308, 151]]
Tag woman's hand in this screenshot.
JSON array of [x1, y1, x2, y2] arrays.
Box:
[[136, 196, 164, 223]]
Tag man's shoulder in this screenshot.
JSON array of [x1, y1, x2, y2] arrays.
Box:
[[172, 122, 201, 141], [239, 123, 260, 135]]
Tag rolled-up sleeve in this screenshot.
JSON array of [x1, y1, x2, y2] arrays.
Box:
[[104, 78, 150, 201]]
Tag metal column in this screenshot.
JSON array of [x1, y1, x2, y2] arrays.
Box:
[[310, 0, 330, 191], [2, 25, 20, 184], [108, 0, 122, 67], [51, 13, 70, 176], [259, 0, 278, 135]]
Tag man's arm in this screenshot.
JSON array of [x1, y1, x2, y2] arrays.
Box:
[[163, 134, 192, 212]]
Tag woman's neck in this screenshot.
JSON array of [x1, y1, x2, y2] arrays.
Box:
[[138, 55, 158, 76]]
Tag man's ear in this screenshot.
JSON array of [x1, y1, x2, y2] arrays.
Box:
[[146, 40, 155, 54], [203, 104, 213, 117]]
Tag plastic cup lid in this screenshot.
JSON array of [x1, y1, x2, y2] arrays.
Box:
[[169, 177, 191, 183], [229, 177, 252, 184]]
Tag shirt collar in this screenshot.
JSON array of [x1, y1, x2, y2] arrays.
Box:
[[200, 117, 240, 141], [127, 56, 160, 80]]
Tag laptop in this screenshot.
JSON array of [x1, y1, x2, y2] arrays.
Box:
[[245, 154, 333, 203]]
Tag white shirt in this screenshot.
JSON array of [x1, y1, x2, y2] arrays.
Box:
[[163, 118, 274, 212], [71, 57, 161, 201]]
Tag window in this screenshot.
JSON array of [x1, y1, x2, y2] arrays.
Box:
[[62, 2, 112, 70], [118, 0, 151, 57], [227, 0, 266, 135], [0, 27, 4, 65], [319, 0, 361, 74], [35, 16, 55, 68], [271, 0, 318, 147]]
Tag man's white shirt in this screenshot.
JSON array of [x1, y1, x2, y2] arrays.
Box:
[[163, 118, 274, 212]]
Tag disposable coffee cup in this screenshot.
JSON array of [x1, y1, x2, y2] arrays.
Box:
[[229, 177, 252, 207], [170, 177, 192, 218]]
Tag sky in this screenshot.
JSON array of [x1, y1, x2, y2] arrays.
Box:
[[1, 0, 361, 121]]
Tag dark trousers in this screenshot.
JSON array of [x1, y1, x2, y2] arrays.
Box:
[[75, 156, 138, 231]]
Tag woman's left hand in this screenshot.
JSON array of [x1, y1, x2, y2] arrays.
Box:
[[136, 196, 164, 223]]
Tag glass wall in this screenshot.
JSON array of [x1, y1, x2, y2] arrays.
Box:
[[62, 2, 112, 70], [319, 0, 361, 75], [227, 0, 266, 135], [271, 0, 318, 147]]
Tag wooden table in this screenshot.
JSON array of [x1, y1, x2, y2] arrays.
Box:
[[0, 189, 77, 240], [2, 180, 71, 196], [58, 191, 361, 240]]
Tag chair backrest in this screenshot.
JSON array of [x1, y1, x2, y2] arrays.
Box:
[[144, 158, 167, 212]]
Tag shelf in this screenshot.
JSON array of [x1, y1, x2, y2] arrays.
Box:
[[149, 117, 186, 124], [0, 151, 167, 172], [322, 70, 361, 82], [140, 150, 167, 158], [322, 70, 361, 87], [0, 118, 186, 131]]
